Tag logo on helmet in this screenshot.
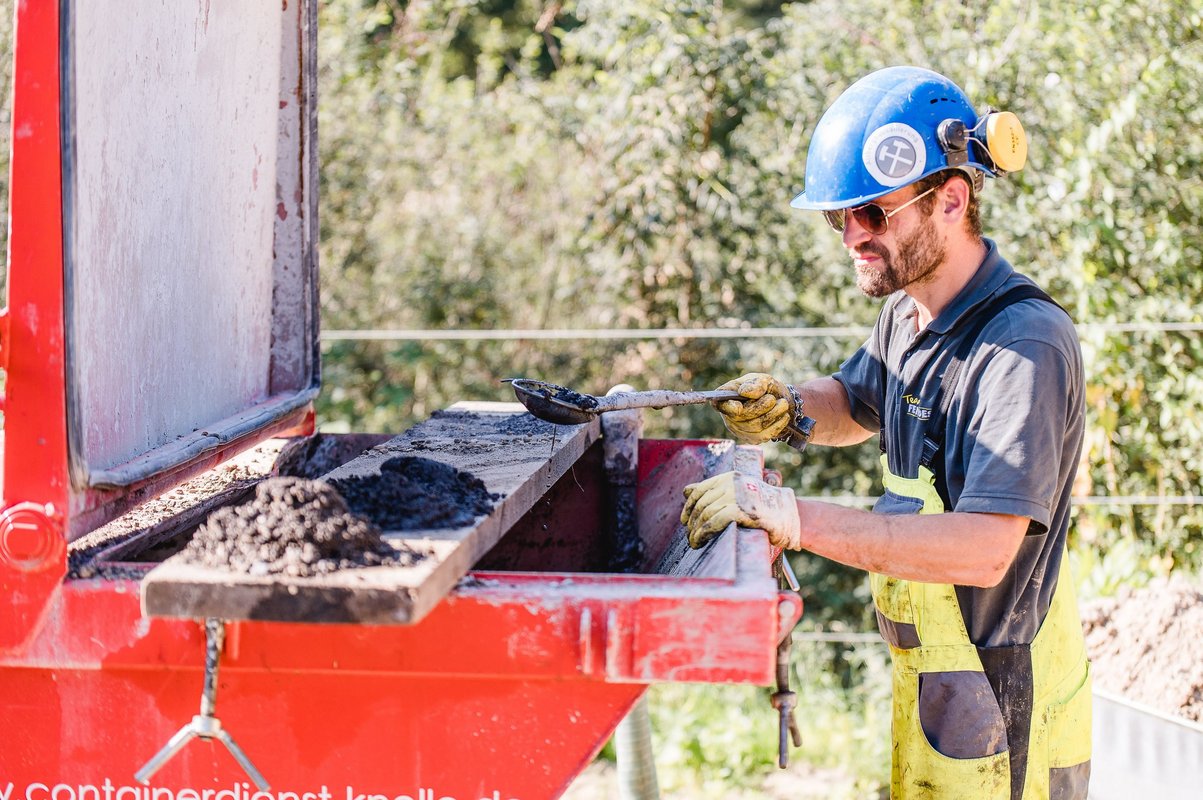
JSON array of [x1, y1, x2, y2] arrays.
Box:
[[862, 123, 926, 187]]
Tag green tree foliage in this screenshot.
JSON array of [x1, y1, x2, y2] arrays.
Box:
[[317, 0, 1203, 588]]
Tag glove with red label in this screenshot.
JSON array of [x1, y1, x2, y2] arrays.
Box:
[[680, 471, 801, 550]]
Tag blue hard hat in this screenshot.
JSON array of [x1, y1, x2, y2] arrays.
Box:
[[790, 66, 996, 211]]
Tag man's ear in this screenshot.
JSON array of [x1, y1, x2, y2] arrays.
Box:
[[937, 176, 971, 226]]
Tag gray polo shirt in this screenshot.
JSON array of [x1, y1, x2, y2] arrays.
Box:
[[833, 238, 1085, 647]]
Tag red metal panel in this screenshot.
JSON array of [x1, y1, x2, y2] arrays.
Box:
[[0, 1, 326, 653], [636, 438, 716, 487], [635, 443, 708, 570], [0, 0, 68, 655], [1, 562, 799, 798], [12, 573, 798, 683], [1, 666, 645, 800]]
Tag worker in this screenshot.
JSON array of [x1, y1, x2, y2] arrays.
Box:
[[680, 66, 1091, 799]]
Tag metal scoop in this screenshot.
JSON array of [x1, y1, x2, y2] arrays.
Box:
[[504, 378, 743, 426], [504, 378, 817, 451]]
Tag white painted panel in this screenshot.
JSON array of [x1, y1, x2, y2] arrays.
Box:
[[69, 2, 285, 471], [271, 0, 315, 394], [1090, 690, 1203, 798]]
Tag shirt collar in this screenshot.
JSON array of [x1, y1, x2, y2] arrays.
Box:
[[917, 237, 1014, 335]]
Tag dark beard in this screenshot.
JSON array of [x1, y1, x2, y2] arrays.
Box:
[[855, 214, 946, 297]]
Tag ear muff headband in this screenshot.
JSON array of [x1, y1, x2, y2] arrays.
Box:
[[936, 110, 1028, 175]]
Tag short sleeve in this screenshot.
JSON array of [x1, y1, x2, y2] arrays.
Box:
[[833, 343, 884, 433]]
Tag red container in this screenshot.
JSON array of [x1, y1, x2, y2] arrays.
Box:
[[0, 3, 800, 798]]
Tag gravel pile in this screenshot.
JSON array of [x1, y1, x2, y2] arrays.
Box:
[[1081, 576, 1203, 721], [329, 456, 499, 531], [178, 476, 420, 577]]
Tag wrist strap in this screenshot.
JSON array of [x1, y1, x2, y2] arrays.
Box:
[[773, 384, 806, 444]]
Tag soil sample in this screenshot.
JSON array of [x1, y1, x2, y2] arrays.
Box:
[[272, 433, 391, 479], [68, 441, 287, 579], [1081, 577, 1203, 721], [330, 455, 499, 531], [545, 383, 599, 411], [178, 476, 421, 578], [517, 380, 600, 411]]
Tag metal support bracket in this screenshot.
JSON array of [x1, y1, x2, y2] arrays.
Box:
[[770, 628, 803, 768], [775, 551, 800, 592], [601, 385, 645, 573], [135, 618, 269, 789], [770, 555, 802, 768]]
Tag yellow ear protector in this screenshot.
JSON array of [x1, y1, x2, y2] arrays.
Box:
[[937, 110, 1028, 174]]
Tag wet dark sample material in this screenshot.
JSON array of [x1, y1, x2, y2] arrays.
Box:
[[178, 477, 421, 577], [518, 380, 599, 411], [330, 456, 500, 531], [548, 384, 600, 410], [273, 433, 391, 479]]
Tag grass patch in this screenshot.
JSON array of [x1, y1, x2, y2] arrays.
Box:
[[621, 630, 892, 798]]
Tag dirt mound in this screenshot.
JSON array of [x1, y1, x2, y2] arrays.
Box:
[[179, 477, 420, 577], [272, 433, 389, 479], [330, 456, 499, 531], [1081, 577, 1203, 721]]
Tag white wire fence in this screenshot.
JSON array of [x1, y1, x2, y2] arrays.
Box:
[[319, 321, 1203, 511], [321, 320, 1203, 341]]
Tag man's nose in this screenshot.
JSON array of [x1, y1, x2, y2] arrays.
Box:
[[842, 211, 872, 249]]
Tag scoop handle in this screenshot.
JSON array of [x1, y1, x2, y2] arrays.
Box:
[[592, 389, 745, 412]]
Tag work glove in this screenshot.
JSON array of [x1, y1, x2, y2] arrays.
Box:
[[680, 471, 801, 551], [714, 373, 795, 444]]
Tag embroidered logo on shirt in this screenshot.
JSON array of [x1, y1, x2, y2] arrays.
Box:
[[903, 393, 932, 420]]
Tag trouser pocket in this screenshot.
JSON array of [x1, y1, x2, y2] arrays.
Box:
[[893, 667, 1011, 799], [919, 671, 1008, 758]]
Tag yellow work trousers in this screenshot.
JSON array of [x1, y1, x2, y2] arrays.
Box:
[[872, 455, 1092, 799]]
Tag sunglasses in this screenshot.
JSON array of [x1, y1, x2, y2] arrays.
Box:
[[822, 184, 939, 236]]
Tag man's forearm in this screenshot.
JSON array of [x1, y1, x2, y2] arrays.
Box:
[[795, 377, 876, 447], [795, 499, 1028, 587]]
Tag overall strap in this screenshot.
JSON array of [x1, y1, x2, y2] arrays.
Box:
[[919, 284, 1065, 502], [876, 294, 908, 454]]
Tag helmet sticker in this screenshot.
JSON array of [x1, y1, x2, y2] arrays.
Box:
[[863, 123, 926, 187]]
